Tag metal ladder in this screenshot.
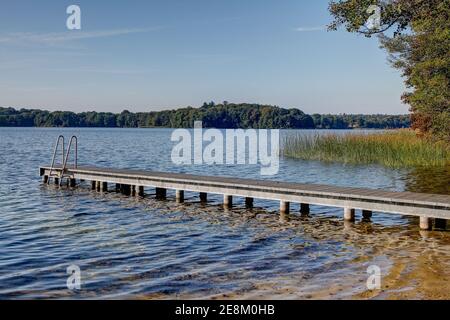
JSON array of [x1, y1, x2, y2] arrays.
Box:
[[48, 135, 78, 186]]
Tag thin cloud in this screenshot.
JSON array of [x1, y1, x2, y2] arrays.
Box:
[[0, 27, 162, 46], [178, 53, 246, 62], [48, 67, 150, 75], [294, 26, 325, 32]]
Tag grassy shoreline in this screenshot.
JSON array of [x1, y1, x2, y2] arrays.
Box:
[[283, 130, 450, 168]]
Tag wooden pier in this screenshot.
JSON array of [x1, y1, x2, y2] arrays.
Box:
[[40, 165, 450, 231]]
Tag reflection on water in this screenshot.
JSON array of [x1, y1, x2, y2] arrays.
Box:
[[404, 166, 450, 195], [0, 128, 448, 299]]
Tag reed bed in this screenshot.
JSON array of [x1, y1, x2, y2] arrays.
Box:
[[282, 130, 450, 168]]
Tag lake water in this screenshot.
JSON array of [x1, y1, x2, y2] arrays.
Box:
[[0, 127, 449, 299]]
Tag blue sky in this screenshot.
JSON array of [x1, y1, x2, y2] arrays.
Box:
[[0, 0, 408, 114]]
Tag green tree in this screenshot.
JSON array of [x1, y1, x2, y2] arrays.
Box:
[[328, 0, 450, 141], [0, 105, 409, 129]]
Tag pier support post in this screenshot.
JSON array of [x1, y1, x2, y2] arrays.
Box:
[[280, 201, 290, 214], [223, 195, 232, 208], [176, 190, 184, 203], [131, 185, 136, 196], [137, 186, 144, 197], [245, 197, 254, 209], [91, 181, 96, 190], [119, 184, 131, 195], [43, 175, 49, 184], [280, 211, 290, 222], [435, 219, 447, 230], [95, 181, 101, 191], [344, 208, 355, 222], [362, 210, 373, 220], [420, 216, 432, 230], [156, 188, 166, 199], [343, 220, 354, 230], [100, 182, 107, 192], [199, 192, 207, 203], [300, 203, 310, 216], [69, 179, 76, 187], [54, 177, 60, 185]]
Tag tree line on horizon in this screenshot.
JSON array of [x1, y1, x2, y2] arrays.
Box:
[[0, 103, 410, 129]]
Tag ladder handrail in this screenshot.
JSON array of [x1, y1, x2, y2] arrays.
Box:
[[62, 135, 78, 173], [48, 135, 65, 183]]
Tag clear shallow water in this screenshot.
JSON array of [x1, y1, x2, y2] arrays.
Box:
[[0, 127, 449, 299]]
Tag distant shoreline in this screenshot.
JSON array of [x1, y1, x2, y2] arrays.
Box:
[[0, 126, 394, 131], [0, 104, 410, 129]]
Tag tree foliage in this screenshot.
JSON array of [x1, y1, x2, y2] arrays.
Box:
[[0, 104, 409, 129], [311, 113, 409, 129], [328, 0, 450, 141]]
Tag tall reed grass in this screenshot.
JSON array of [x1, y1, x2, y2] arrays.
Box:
[[283, 130, 450, 168]]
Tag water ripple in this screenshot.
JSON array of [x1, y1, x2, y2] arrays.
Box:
[[0, 128, 448, 299]]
